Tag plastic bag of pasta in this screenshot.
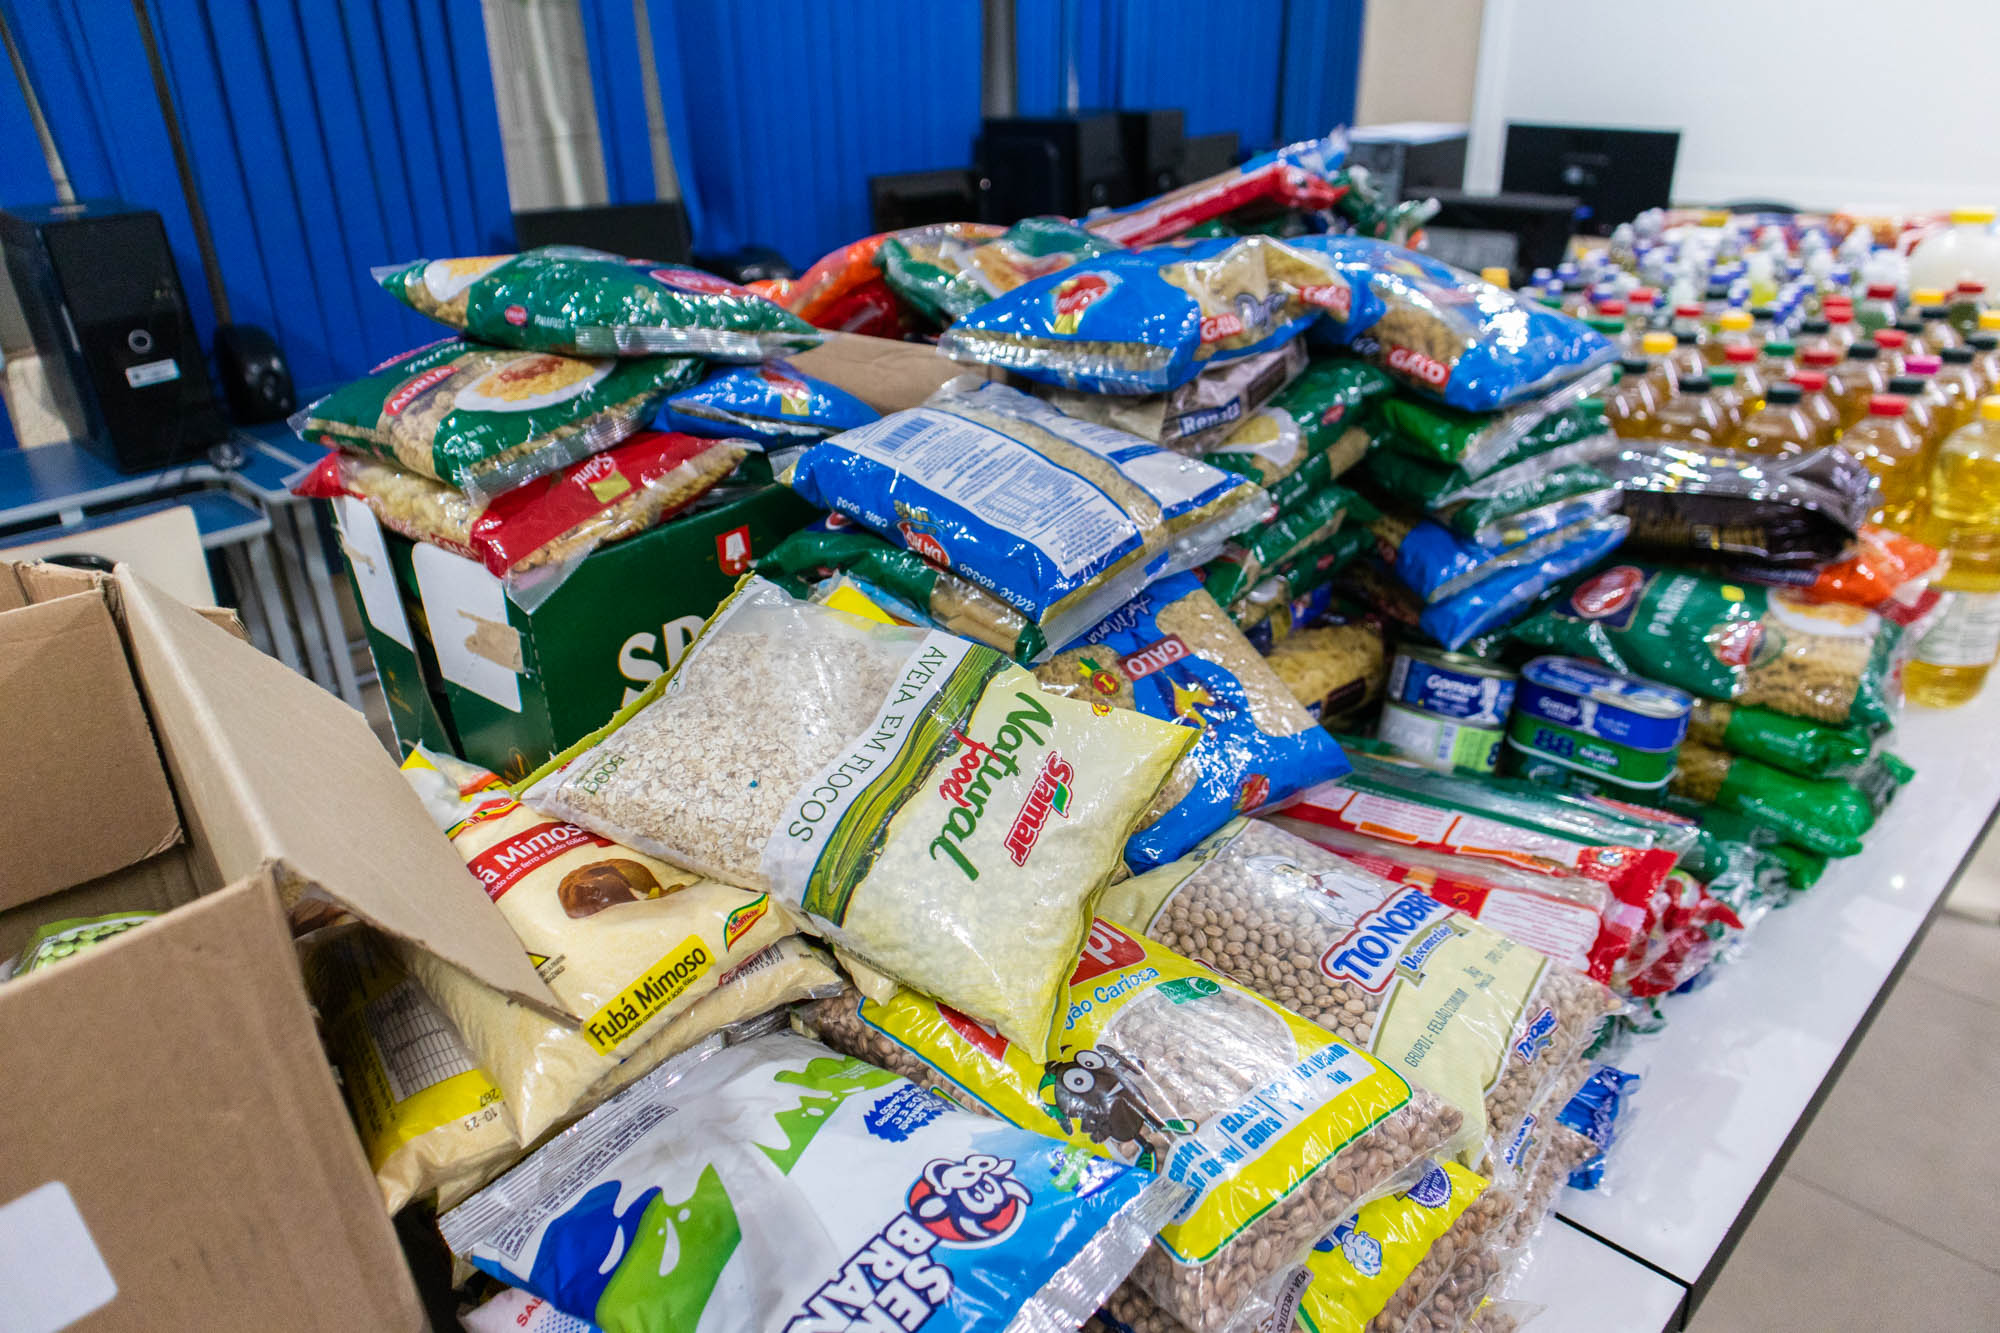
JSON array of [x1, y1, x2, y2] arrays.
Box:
[[1085, 129, 1350, 248], [375, 245, 820, 359], [782, 378, 1266, 651], [522, 577, 1193, 1058], [1377, 513, 1627, 605], [759, 519, 1048, 660], [1508, 564, 1903, 728], [1204, 359, 1396, 490], [796, 918, 1464, 1333], [881, 215, 1122, 325], [1669, 742, 1907, 857], [939, 236, 1376, 395], [1417, 515, 1630, 652], [439, 1031, 1179, 1333], [1034, 572, 1351, 868], [1371, 367, 1614, 474], [1202, 483, 1376, 609], [1100, 817, 1618, 1173], [1292, 236, 1616, 412], [1685, 699, 1880, 780], [1042, 338, 1308, 454], [293, 339, 700, 503], [657, 358, 877, 454], [1263, 621, 1387, 719]]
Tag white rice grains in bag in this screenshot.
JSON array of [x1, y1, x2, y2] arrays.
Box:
[[1099, 819, 1618, 1173], [523, 576, 1194, 1060]]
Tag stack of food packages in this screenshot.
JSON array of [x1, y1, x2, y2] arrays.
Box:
[[275, 140, 1942, 1333]]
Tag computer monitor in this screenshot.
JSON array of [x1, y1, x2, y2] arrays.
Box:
[[513, 201, 692, 262], [869, 169, 979, 233], [1501, 124, 1680, 234]]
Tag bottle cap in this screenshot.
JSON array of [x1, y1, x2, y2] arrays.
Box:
[[1972, 333, 1999, 351], [1619, 356, 1652, 376], [1868, 394, 1907, 416], [1826, 306, 1854, 323], [1889, 375, 1926, 395], [1596, 299, 1628, 315], [1801, 346, 1840, 366], [1676, 330, 1699, 346], [1981, 395, 2000, 422], [1980, 312, 2000, 331], [1846, 341, 1881, 360], [1630, 287, 1658, 303], [1799, 318, 1830, 334], [1956, 281, 1987, 296], [1942, 346, 1976, 364], [1678, 374, 1712, 392], [1586, 317, 1625, 335], [1710, 368, 1739, 387], [1875, 328, 1908, 349], [1718, 310, 1754, 331], [1921, 306, 1951, 319], [1905, 355, 1943, 375], [1674, 303, 1704, 319], [1763, 340, 1797, 357], [1481, 267, 1512, 288], [1751, 306, 1777, 321], [1950, 207, 1997, 225], [1765, 383, 1804, 404], [1895, 319, 1927, 337], [1791, 370, 1829, 391], [1912, 287, 1948, 306], [1725, 344, 1757, 363], [1866, 282, 1899, 299], [1641, 331, 1677, 356]]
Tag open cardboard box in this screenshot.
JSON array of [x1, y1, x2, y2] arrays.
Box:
[[0, 561, 564, 1330]]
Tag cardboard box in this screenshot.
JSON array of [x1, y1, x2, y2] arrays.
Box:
[[0, 562, 560, 1330], [334, 332, 979, 780]]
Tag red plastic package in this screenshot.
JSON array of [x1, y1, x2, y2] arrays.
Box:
[[1737, 524, 1944, 625], [783, 226, 1002, 326], [1084, 157, 1348, 248], [809, 276, 917, 338]]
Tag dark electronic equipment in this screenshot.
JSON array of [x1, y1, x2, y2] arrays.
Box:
[[0, 200, 225, 471], [513, 201, 693, 263], [213, 323, 295, 424], [1180, 132, 1240, 182], [1117, 109, 1185, 203], [1501, 124, 1680, 234], [1347, 125, 1468, 203], [1423, 189, 1582, 286], [977, 111, 1126, 224], [869, 168, 980, 232]]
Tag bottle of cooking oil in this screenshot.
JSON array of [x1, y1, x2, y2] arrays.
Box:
[[1908, 395, 2000, 706]]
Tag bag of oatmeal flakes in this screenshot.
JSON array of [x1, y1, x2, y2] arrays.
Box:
[[782, 378, 1267, 655], [522, 576, 1194, 1060], [1034, 572, 1351, 868], [293, 338, 699, 503], [376, 245, 820, 360], [796, 918, 1464, 1333], [1100, 818, 1618, 1174]]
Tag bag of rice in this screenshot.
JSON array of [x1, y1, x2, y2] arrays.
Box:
[[656, 358, 878, 455], [782, 378, 1267, 653], [522, 576, 1193, 1058], [293, 339, 699, 503], [881, 215, 1122, 325], [1033, 573, 1351, 868], [1204, 359, 1395, 490], [939, 236, 1377, 395], [302, 927, 517, 1213], [440, 1030, 1179, 1333], [1042, 338, 1308, 455], [1508, 564, 1903, 727], [375, 246, 820, 359], [1292, 237, 1616, 412], [294, 430, 742, 590], [796, 918, 1464, 1333], [1099, 818, 1617, 1172]]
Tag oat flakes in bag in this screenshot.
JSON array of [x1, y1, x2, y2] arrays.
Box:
[[522, 577, 1193, 1059]]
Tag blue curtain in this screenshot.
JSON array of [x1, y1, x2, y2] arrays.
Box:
[[0, 0, 513, 399]]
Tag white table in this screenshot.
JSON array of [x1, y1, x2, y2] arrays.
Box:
[[1515, 686, 2000, 1330]]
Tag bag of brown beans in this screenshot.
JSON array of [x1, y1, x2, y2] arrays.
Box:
[[1099, 818, 1619, 1175]]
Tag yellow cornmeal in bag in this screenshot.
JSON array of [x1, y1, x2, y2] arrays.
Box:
[[303, 928, 518, 1213], [400, 750, 793, 1062]]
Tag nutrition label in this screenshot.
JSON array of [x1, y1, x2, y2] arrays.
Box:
[[1917, 591, 2000, 667], [367, 978, 480, 1103]]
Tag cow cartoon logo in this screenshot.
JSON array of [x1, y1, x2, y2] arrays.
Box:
[[906, 1154, 1032, 1245]]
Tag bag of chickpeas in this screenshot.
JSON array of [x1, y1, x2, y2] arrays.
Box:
[[1099, 818, 1619, 1176], [796, 917, 1464, 1333]]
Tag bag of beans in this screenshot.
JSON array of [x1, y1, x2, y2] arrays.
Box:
[[797, 917, 1464, 1333], [522, 577, 1194, 1060], [1099, 818, 1617, 1174]]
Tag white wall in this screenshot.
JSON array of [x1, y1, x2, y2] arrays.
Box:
[[1466, 0, 2000, 210], [1357, 0, 1486, 126]]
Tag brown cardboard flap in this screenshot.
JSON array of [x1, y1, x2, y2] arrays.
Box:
[[111, 566, 560, 1014], [0, 588, 182, 909], [0, 869, 422, 1329], [789, 331, 993, 414], [0, 560, 101, 611]]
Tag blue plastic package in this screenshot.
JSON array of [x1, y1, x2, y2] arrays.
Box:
[[782, 379, 1265, 654], [1557, 1064, 1639, 1190], [938, 236, 1378, 395], [439, 1033, 1178, 1333], [658, 358, 877, 452], [1394, 516, 1625, 604], [1290, 235, 1617, 411], [1042, 571, 1351, 868], [1417, 515, 1629, 650]]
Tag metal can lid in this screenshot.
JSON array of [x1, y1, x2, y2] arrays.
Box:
[[1519, 655, 1693, 718]]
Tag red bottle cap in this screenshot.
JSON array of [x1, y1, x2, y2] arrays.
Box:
[[1725, 345, 1757, 363], [1630, 287, 1658, 303], [1875, 328, 1908, 349], [1958, 281, 1987, 296], [1800, 347, 1840, 367], [1868, 394, 1907, 416], [1597, 299, 1628, 315], [1866, 283, 1898, 299], [1674, 303, 1705, 318], [1790, 371, 1828, 391]]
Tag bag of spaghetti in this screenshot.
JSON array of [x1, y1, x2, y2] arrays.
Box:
[[940, 236, 1378, 395], [399, 748, 803, 1141], [377, 245, 820, 359], [1034, 572, 1351, 868], [782, 378, 1267, 654], [1101, 818, 1618, 1175], [1042, 338, 1308, 455], [522, 577, 1194, 1060], [293, 338, 699, 504], [881, 215, 1121, 325], [796, 917, 1464, 1333]]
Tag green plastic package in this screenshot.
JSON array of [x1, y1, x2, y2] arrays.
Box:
[[1227, 525, 1375, 627], [879, 216, 1118, 326], [1770, 843, 1830, 888], [1201, 483, 1377, 607], [1687, 700, 1880, 779], [1369, 369, 1611, 472], [756, 524, 1047, 662], [1204, 360, 1394, 489], [1670, 741, 1906, 857], [1509, 565, 1902, 729], [5, 912, 158, 979]]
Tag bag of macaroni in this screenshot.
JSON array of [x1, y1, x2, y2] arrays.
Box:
[[437, 1031, 1181, 1333]]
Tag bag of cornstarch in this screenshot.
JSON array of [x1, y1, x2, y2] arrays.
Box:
[[439, 1031, 1178, 1333]]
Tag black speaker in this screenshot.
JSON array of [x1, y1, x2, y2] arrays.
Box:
[[214, 323, 296, 424], [977, 112, 1127, 224], [0, 200, 224, 471], [1117, 109, 1185, 204]]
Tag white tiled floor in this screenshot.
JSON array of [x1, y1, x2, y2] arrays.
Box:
[[1688, 901, 2000, 1331]]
